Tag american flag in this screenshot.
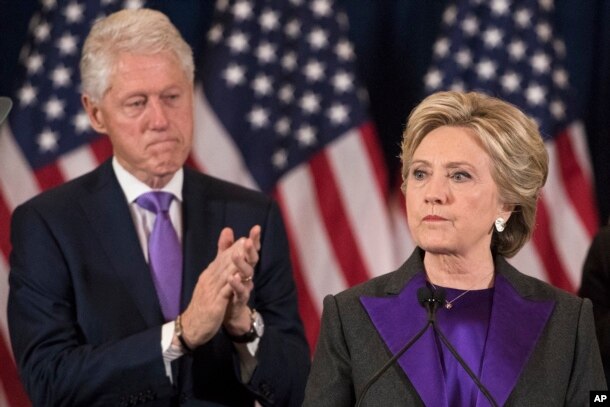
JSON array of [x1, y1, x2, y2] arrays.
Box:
[[0, 0, 402, 403], [191, 0, 399, 347], [0, 1, 145, 405], [412, 0, 598, 290]]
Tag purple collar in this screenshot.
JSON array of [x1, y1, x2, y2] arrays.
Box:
[[360, 272, 554, 406]]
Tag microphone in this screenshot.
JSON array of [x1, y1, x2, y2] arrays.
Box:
[[0, 97, 12, 125], [355, 287, 441, 407]]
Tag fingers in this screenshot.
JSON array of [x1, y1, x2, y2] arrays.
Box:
[[249, 225, 262, 252], [217, 227, 235, 254]]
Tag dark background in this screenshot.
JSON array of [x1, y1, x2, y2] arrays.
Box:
[[1, 0, 609, 225]]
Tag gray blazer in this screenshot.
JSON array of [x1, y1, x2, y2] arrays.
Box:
[[303, 248, 606, 406]]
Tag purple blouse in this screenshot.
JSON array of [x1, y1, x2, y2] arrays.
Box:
[[431, 284, 495, 407]]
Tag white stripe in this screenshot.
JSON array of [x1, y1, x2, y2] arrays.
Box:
[[0, 386, 10, 407], [192, 85, 258, 189], [0, 256, 13, 360], [389, 191, 417, 268], [508, 241, 548, 283], [544, 141, 590, 287], [278, 167, 347, 314], [567, 121, 594, 180], [327, 129, 395, 277], [57, 144, 99, 182], [0, 124, 40, 210]]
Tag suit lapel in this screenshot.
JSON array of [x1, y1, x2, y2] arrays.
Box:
[[476, 272, 555, 407], [360, 271, 448, 407], [78, 161, 164, 325], [181, 170, 225, 310]]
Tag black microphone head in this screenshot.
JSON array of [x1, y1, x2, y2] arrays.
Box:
[[417, 286, 432, 306]]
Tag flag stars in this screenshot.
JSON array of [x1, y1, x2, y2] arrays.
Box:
[[285, 20, 301, 38], [539, 0, 554, 11], [18, 83, 38, 106], [42, 0, 57, 10], [297, 125, 317, 146], [73, 111, 91, 133], [37, 128, 59, 153], [278, 85, 294, 104], [311, 0, 332, 17], [247, 106, 269, 128], [508, 40, 527, 60], [476, 59, 497, 80], [433, 38, 450, 58], [514, 9, 532, 29], [26, 52, 44, 75], [553, 68, 569, 88], [223, 64, 246, 86], [232, 0, 253, 20], [50, 65, 72, 88], [252, 74, 273, 96], [256, 42, 276, 64], [228, 31, 249, 53], [259, 9, 279, 31], [442, 5, 457, 26], [216, 0, 229, 11], [56, 33, 79, 55], [424, 69, 443, 90], [531, 52, 551, 74], [208, 24, 223, 43], [303, 60, 325, 82], [63, 2, 85, 24], [490, 0, 510, 16], [44, 96, 66, 120], [525, 84, 546, 106], [550, 100, 566, 119], [275, 117, 291, 136], [553, 39, 566, 57], [124, 0, 145, 9], [461, 15, 479, 36], [536, 22, 552, 42], [272, 149, 288, 169], [281, 52, 297, 72], [335, 40, 354, 61], [34, 22, 52, 43], [328, 103, 349, 125], [299, 92, 321, 114], [483, 28, 503, 48], [455, 48, 472, 68], [308, 28, 329, 50], [332, 71, 353, 93], [501, 71, 521, 93]]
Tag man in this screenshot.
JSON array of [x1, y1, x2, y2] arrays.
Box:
[[8, 8, 309, 406]]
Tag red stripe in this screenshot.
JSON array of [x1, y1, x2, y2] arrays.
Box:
[[554, 130, 598, 236], [274, 190, 320, 352], [0, 335, 31, 406], [309, 152, 370, 287], [359, 122, 389, 198], [89, 136, 113, 164], [0, 192, 14, 261], [34, 162, 65, 191], [531, 197, 575, 292]]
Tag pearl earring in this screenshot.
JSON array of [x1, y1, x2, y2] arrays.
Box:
[[495, 217, 505, 233]]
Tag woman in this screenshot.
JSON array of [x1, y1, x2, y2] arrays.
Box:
[[303, 91, 606, 406]]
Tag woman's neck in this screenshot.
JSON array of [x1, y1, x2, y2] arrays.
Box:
[[423, 250, 495, 290]]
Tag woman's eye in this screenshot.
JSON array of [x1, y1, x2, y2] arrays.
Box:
[[412, 169, 426, 180], [451, 171, 471, 182]]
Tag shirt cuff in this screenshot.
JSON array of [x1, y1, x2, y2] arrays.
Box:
[[161, 321, 183, 382]]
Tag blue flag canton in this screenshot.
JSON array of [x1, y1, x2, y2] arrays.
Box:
[[424, 0, 575, 139], [9, 0, 143, 170], [201, 0, 369, 192]]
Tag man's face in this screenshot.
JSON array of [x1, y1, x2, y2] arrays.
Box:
[[83, 51, 193, 187]]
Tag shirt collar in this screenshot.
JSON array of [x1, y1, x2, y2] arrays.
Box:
[[112, 157, 184, 204]]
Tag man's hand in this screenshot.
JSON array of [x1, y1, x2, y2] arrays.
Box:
[[178, 226, 262, 348]]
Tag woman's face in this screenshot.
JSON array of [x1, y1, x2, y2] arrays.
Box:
[[405, 125, 508, 258]]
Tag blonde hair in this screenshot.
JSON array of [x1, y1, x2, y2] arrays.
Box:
[[80, 8, 194, 101], [401, 91, 548, 257]]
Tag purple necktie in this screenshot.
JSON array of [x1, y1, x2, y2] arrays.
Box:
[[136, 191, 182, 321]]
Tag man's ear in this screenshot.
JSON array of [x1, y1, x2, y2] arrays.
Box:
[[81, 94, 106, 134]]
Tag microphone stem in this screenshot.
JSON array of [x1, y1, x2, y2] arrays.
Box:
[[433, 324, 499, 407], [355, 321, 432, 407]]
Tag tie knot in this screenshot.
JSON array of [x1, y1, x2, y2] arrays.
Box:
[[136, 191, 175, 214]]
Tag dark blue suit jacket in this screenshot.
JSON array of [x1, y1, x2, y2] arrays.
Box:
[[8, 160, 310, 406]]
